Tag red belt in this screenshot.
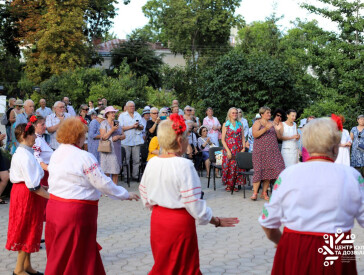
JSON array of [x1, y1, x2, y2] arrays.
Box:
[[284, 227, 350, 236], [50, 194, 99, 206]]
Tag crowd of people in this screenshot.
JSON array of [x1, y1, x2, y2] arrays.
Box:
[[0, 94, 363, 274]]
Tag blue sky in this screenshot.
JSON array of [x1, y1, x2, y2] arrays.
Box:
[[111, 0, 338, 39]]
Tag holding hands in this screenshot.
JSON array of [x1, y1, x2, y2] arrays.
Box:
[[128, 192, 140, 201]]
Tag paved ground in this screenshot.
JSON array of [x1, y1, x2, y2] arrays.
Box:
[[1, 176, 364, 275]]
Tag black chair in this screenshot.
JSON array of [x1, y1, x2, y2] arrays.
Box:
[[121, 146, 130, 187], [235, 152, 254, 198], [138, 143, 149, 182], [207, 147, 223, 191]]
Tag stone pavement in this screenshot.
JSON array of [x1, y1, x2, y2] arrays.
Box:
[[1, 177, 364, 275]]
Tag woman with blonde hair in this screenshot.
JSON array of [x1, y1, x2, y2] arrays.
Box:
[[251, 106, 284, 201], [139, 114, 239, 274], [260, 117, 363, 274], [45, 117, 139, 275], [221, 107, 246, 192]]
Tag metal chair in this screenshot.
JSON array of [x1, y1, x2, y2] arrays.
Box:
[[207, 147, 223, 191], [121, 146, 130, 187], [235, 152, 254, 198], [138, 143, 149, 182]]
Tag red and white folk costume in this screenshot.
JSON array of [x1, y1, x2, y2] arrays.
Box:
[[259, 161, 364, 275], [45, 144, 130, 275], [6, 144, 45, 253], [139, 156, 213, 275]]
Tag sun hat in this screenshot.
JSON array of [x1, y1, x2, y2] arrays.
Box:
[[97, 110, 106, 119], [103, 106, 119, 117], [15, 99, 24, 106], [198, 125, 208, 136], [142, 108, 150, 117]]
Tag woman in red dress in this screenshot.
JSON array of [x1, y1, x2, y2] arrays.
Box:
[[251, 106, 284, 201], [6, 122, 49, 275], [221, 107, 246, 192]]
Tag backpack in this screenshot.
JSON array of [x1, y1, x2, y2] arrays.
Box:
[[1, 113, 8, 125]]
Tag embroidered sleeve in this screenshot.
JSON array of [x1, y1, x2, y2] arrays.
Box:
[[180, 162, 212, 225], [32, 144, 44, 164], [258, 176, 283, 228]]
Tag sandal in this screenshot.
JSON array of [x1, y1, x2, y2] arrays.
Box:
[[261, 193, 269, 201], [0, 199, 7, 204], [250, 193, 258, 200], [233, 187, 238, 192], [225, 186, 231, 192]]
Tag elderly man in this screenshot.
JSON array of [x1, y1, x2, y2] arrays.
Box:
[[172, 99, 184, 116], [15, 99, 34, 126], [118, 101, 144, 181], [63, 97, 76, 116], [46, 101, 71, 150], [36, 98, 52, 118]]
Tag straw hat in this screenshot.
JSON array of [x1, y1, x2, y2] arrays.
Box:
[[14, 99, 24, 106]]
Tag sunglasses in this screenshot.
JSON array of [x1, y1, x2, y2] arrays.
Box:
[[186, 109, 192, 111], [162, 112, 167, 114], [83, 108, 89, 111], [276, 114, 282, 117]]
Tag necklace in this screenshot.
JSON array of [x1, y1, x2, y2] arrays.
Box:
[[307, 156, 334, 163]]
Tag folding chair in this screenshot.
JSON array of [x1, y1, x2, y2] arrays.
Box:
[[121, 146, 130, 187], [235, 152, 254, 198], [207, 147, 223, 191]]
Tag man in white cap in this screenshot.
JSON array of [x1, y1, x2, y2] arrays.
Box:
[[118, 101, 144, 181]]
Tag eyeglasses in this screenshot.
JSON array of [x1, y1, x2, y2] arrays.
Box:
[[161, 112, 167, 114], [186, 109, 192, 111], [231, 112, 238, 114], [151, 112, 158, 114]]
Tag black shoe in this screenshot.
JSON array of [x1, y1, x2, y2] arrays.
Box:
[[40, 239, 45, 243], [131, 177, 139, 182], [27, 271, 44, 275]]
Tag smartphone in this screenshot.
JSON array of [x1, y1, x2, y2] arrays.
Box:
[[114, 120, 119, 126], [136, 120, 139, 123], [160, 116, 167, 120]]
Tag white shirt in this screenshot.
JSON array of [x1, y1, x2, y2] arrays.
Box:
[[335, 129, 351, 166], [240, 117, 249, 138], [282, 122, 298, 149], [10, 145, 44, 190], [45, 113, 71, 149], [33, 134, 53, 164], [36, 107, 52, 118], [118, 112, 144, 146], [139, 157, 212, 225], [48, 144, 129, 201], [259, 162, 364, 233]]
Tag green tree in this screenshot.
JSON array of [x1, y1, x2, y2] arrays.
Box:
[[111, 37, 163, 88], [0, 2, 20, 57], [0, 45, 22, 95], [142, 0, 243, 63]]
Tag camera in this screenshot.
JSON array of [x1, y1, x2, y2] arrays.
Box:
[[114, 120, 119, 127]]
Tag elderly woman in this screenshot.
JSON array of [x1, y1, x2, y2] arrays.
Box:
[[198, 125, 217, 178], [99, 106, 125, 184], [260, 118, 363, 274], [251, 106, 285, 201], [139, 114, 239, 274], [203, 107, 221, 146], [350, 114, 364, 176], [6, 123, 49, 275], [145, 107, 160, 143], [88, 111, 105, 162], [221, 107, 245, 192], [279, 109, 300, 167], [45, 117, 139, 275]]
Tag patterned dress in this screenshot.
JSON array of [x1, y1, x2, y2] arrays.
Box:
[[252, 124, 285, 183], [99, 120, 123, 174], [222, 121, 244, 187], [351, 127, 364, 168], [88, 119, 101, 162]]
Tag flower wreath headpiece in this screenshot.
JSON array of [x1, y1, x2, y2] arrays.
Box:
[[331, 114, 343, 132], [25, 115, 38, 132], [169, 114, 186, 135]]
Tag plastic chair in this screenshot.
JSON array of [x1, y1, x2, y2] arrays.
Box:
[[235, 152, 254, 198], [121, 146, 130, 187], [207, 147, 223, 191]]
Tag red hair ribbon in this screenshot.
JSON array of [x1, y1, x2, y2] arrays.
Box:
[[169, 114, 186, 135], [331, 114, 343, 131]]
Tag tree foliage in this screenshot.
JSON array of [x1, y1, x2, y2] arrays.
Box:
[[142, 0, 244, 62], [111, 37, 163, 88]]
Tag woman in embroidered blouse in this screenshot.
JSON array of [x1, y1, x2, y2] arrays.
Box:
[[221, 107, 245, 192], [45, 117, 139, 275], [260, 118, 364, 275], [203, 107, 221, 146], [139, 115, 239, 275], [6, 123, 49, 275]]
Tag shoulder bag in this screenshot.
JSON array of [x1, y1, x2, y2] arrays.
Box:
[[98, 124, 112, 153]]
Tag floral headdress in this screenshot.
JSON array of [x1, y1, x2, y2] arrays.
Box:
[[331, 114, 343, 132], [169, 114, 186, 135], [25, 115, 38, 132]]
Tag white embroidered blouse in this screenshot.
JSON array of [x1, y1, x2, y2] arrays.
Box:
[[10, 145, 44, 190], [139, 156, 212, 225], [33, 134, 53, 165], [48, 144, 129, 201], [259, 161, 364, 233]]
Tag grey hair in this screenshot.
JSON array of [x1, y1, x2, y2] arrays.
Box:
[[159, 108, 168, 116], [79, 104, 88, 115], [150, 107, 158, 113], [53, 101, 64, 108], [126, 101, 135, 107], [23, 99, 34, 107]]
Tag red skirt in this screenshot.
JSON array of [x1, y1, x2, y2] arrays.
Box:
[[150, 206, 201, 275], [5, 182, 44, 253], [45, 195, 105, 275], [272, 228, 357, 275]]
